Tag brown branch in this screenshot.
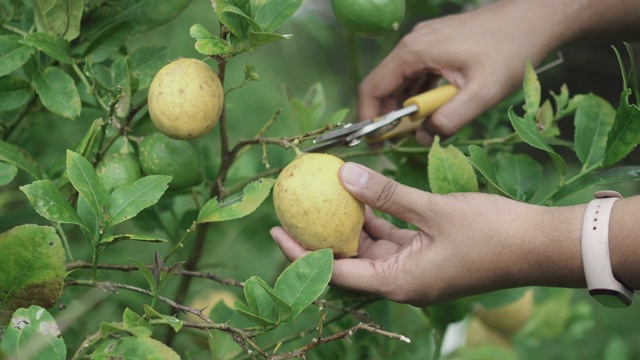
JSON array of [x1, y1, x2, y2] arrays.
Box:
[[269, 323, 411, 360], [64, 278, 269, 357], [65, 261, 245, 287]]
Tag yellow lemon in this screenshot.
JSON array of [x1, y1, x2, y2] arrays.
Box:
[[148, 58, 223, 140], [273, 153, 365, 257]]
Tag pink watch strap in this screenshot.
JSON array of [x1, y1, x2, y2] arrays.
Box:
[[581, 191, 633, 307]]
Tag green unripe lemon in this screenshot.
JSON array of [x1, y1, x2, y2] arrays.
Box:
[[148, 58, 224, 140], [139, 132, 203, 190], [273, 153, 365, 257], [96, 153, 142, 193], [331, 0, 405, 37]]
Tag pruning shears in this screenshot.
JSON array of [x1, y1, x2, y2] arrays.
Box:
[[304, 84, 458, 153]]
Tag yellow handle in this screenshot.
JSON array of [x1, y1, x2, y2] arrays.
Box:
[[366, 84, 458, 143], [403, 84, 458, 121]]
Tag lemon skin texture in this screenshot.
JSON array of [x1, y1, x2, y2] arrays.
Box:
[[331, 0, 405, 37], [148, 58, 223, 140], [273, 153, 365, 257], [139, 132, 203, 190]]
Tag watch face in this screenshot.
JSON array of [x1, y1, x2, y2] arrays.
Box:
[[590, 289, 632, 308]]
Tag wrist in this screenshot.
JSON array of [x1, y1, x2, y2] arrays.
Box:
[[519, 203, 587, 288]]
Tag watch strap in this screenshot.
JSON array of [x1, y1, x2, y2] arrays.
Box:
[[581, 190, 633, 307]]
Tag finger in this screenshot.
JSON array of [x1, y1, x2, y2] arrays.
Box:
[[357, 238, 401, 260], [363, 208, 415, 245], [331, 257, 398, 300], [270, 227, 309, 262], [339, 162, 433, 225], [421, 81, 501, 138]]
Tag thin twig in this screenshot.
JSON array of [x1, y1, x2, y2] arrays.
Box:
[[65, 261, 245, 287]]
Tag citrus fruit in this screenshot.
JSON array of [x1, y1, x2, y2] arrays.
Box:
[[96, 153, 141, 193], [331, 0, 405, 37], [475, 289, 534, 337], [466, 317, 513, 350], [273, 153, 365, 257], [148, 58, 224, 140], [185, 290, 238, 323], [138, 132, 203, 190]]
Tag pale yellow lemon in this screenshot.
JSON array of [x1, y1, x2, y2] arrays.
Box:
[[273, 153, 365, 257], [148, 58, 223, 140]]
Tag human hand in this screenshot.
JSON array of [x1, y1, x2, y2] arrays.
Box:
[[358, 0, 570, 144], [271, 162, 586, 306]]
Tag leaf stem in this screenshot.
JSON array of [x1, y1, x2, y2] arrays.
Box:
[[53, 223, 74, 261]]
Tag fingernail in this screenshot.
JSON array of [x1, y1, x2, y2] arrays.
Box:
[[341, 163, 369, 187]]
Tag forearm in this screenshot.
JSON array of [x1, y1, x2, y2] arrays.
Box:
[[518, 194, 640, 293], [562, 0, 640, 42], [610, 195, 640, 290]]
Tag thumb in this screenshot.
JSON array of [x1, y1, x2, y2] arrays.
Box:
[[339, 162, 431, 225]]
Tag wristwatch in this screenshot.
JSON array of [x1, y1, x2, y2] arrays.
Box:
[[581, 190, 633, 308]]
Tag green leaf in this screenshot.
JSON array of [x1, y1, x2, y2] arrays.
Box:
[[106, 0, 191, 34], [243, 277, 269, 316], [0, 35, 35, 77], [274, 248, 333, 321], [91, 336, 180, 360], [522, 60, 540, 119], [143, 304, 183, 332], [253, 0, 303, 32], [234, 300, 276, 327], [494, 152, 543, 202], [0, 140, 45, 180], [107, 175, 171, 226], [111, 57, 132, 118], [520, 290, 573, 340], [33, 67, 81, 119], [63, 0, 84, 41], [248, 31, 291, 47], [216, 0, 254, 41], [0, 305, 66, 359], [197, 178, 275, 223], [466, 145, 507, 196], [537, 99, 559, 137], [99, 322, 152, 338], [122, 308, 153, 332], [553, 166, 640, 201], [189, 24, 234, 56], [240, 276, 291, 325], [574, 94, 616, 168], [74, 118, 106, 159], [100, 233, 167, 246], [603, 88, 640, 165], [128, 47, 169, 89], [33, 0, 68, 36], [20, 32, 72, 64], [428, 136, 478, 194], [81, 21, 131, 58], [20, 180, 85, 226], [130, 259, 157, 292], [67, 150, 109, 221], [0, 162, 17, 185], [551, 83, 569, 114], [509, 108, 567, 175], [0, 76, 32, 112], [613, 43, 639, 105], [0, 225, 65, 325]]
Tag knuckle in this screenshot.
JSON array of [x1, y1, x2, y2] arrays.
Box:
[[373, 178, 400, 211]]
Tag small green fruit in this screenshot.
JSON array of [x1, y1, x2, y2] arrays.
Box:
[[96, 153, 141, 193], [139, 132, 203, 190]]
